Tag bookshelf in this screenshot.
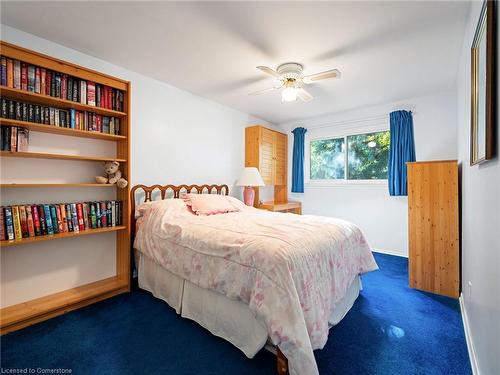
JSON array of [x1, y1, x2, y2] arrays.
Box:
[[0, 41, 131, 333]]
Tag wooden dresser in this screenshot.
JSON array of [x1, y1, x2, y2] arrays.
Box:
[[407, 160, 459, 298], [245, 125, 288, 204]]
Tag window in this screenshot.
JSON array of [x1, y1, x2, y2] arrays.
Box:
[[310, 138, 345, 180], [310, 130, 390, 181]]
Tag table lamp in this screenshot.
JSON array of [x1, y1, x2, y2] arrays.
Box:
[[237, 167, 265, 206]]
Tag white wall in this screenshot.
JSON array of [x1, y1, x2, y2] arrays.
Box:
[[457, 2, 500, 374], [279, 91, 458, 256], [0, 25, 273, 307]]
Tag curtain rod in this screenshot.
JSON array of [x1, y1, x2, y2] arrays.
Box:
[[300, 111, 417, 130]]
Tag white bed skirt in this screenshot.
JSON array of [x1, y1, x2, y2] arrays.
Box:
[[137, 251, 361, 358]]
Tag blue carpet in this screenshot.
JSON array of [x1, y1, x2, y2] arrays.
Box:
[[1, 253, 471, 375]]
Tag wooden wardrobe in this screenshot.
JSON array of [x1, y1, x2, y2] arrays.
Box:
[[245, 125, 288, 206], [407, 160, 459, 298]]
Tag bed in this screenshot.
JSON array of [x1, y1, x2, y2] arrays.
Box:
[[131, 184, 378, 375]]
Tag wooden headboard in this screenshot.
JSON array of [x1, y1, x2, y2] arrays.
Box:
[[130, 184, 229, 240]]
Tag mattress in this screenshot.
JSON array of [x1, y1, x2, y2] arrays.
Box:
[[137, 251, 362, 358]]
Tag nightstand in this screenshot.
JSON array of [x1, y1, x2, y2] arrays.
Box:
[[258, 201, 302, 215]]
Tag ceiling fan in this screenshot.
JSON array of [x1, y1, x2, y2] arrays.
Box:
[[249, 62, 341, 103]]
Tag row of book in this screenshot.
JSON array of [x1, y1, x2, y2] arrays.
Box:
[[0, 201, 123, 241], [1, 97, 121, 134], [1, 126, 29, 152], [0, 56, 124, 112]]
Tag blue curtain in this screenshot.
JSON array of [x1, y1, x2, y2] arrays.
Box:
[[388, 110, 416, 196], [291, 127, 307, 193]]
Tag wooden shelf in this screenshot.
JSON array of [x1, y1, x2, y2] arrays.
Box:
[[0, 41, 131, 334], [0, 86, 127, 118], [0, 183, 117, 188], [1, 150, 126, 163], [0, 276, 129, 333], [1, 226, 126, 248], [0, 118, 126, 141]]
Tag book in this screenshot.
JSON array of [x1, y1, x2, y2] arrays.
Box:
[[37, 205, 47, 235], [55, 205, 63, 233], [70, 109, 76, 129], [35, 105, 41, 123], [19, 205, 29, 238], [55, 73, 61, 98], [67, 77, 73, 101], [27, 65, 35, 92], [10, 126, 17, 152], [12, 206, 22, 240], [49, 108, 55, 125], [100, 201, 107, 227], [80, 81, 87, 104], [96, 84, 101, 107], [87, 81, 96, 106], [8, 100, 14, 119], [90, 203, 97, 229], [4, 207, 14, 240], [76, 203, 85, 231], [1, 98, 7, 118], [111, 201, 116, 227], [95, 201, 101, 228], [50, 71, 56, 97], [0, 56, 6, 86], [82, 203, 89, 230], [46, 70, 52, 96], [102, 117, 110, 134], [43, 204, 54, 235], [71, 203, 79, 233], [13, 60, 21, 89], [40, 68, 46, 95], [65, 204, 73, 232], [26, 205, 35, 237], [60, 204, 68, 232], [17, 127, 29, 152], [22, 103, 28, 121], [50, 205, 59, 234], [2, 127, 10, 151], [116, 201, 122, 226], [0, 207, 5, 240], [44, 107, 49, 125], [108, 87, 113, 110], [7, 58, 14, 88], [28, 104, 34, 122], [72, 78, 79, 102], [35, 67, 41, 93], [32, 204, 41, 236], [61, 74, 67, 99], [21, 62, 28, 91], [15, 102, 22, 120]]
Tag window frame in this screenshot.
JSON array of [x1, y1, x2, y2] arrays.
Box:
[[306, 126, 390, 186]]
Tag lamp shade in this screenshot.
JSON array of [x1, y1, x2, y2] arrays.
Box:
[[236, 167, 265, 187]]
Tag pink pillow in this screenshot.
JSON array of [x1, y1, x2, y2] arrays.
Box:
[[184, 194, 239, 216]]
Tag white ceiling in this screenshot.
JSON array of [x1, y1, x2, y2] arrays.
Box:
[[1, 1, 469, 124]]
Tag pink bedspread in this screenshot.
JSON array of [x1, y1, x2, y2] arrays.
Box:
[[134, 199, 378, 375]]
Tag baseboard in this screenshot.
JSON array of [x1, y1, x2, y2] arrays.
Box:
[[459, 294, 480, 375], [372, 248, 408, 258]]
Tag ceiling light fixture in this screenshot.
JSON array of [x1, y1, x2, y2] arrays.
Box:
[[281, 85, 297, 102], [367, 141, 377, 148]]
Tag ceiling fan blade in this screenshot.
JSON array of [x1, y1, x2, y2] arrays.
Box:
[[302, 69, 341, 84], [248, 86, 281, 95], [256, 66, 283, 79], [296, 88, 313, 102]]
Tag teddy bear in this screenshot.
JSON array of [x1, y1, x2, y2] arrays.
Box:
[[95, 161, 128, 189]]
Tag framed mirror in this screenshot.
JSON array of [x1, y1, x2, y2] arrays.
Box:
[[470, 0, 496, 165]]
